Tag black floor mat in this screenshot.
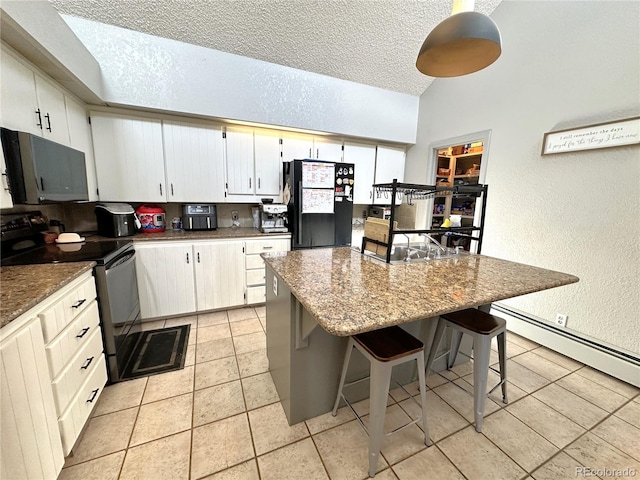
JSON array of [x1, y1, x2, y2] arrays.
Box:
[[121, 325, 190, 380]]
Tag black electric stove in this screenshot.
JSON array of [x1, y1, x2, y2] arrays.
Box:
[[1, 211, 142, 384]]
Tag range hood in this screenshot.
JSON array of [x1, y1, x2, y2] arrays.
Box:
[[1, 127, 88, 204]]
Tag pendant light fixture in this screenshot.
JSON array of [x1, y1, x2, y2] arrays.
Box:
[[416, 0, 502, 77]]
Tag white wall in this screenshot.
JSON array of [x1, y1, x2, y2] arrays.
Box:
[[61, 16, 419, 144], [406, 1, 640, 355]]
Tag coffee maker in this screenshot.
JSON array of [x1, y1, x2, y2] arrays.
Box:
[[259, 204, 288, 233]]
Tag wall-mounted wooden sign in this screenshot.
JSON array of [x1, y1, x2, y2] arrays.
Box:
[[542, 116, 640, 155]]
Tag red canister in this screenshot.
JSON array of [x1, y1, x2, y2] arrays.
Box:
[[135, 205, 166, 233]]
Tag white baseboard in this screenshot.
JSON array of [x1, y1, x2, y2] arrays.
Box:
[[491, 304, 640, 388]]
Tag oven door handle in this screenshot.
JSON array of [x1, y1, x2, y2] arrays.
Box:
[[105, 249, 136, 271]]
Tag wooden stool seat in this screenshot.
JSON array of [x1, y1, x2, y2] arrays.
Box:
[[441, 308, 506, 335], [354, 326, 424, 362]]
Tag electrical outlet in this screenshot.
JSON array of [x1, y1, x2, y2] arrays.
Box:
[[231, 210, 239, 221], [555, 313, 568, 327]]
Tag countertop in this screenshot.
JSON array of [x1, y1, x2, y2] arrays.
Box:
[[262, 247, 579, 336], [1, 262, 96, 329], [87, 227, 290, 242]]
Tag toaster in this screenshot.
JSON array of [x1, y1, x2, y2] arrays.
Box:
[[95, 203, 136, 237], [182, 204, 217, 230]]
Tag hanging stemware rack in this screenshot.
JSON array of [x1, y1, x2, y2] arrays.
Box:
[[361, 180, 489, 263]]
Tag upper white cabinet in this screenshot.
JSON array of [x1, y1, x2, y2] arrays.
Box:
[[0, 47, 69, 145], [225, 126, 255, 195], [374, 145, 405, 205], [254, 128, 282, 196], [281, 132, 343, 162], [66, 97, 99, 201], [343, 141, 377, 205], [0, 46, 40, 135], [163, 120, 226, 202], [33, 74, 70, 146], [90, 111, 165, 202], [225, 126, 282, 199]]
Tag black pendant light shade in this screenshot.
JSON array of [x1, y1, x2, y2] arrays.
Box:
[[416, 11, 502, 77]]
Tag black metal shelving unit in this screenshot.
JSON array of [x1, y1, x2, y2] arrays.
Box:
[[360, 180, 488, 263]]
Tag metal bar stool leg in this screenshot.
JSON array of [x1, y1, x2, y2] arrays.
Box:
[[416, 353, 432, 446], [332, 339, 355, 416], [367, 361, 392, 478], [472, 334, 491, 432], [497, 331, 508, 403]]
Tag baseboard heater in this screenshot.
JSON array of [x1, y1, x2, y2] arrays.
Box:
[[490, 303, 640, 388]]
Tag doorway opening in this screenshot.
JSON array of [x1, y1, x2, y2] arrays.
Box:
[[425, 130, 492, 252]]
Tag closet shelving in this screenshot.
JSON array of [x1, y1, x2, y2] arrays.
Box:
[[361, 180, 488, 264]]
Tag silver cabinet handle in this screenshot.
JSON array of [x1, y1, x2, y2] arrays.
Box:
[[45, 113, 52, 132], [160, 183, 163, 196], [171, 183, 174, 196], [262, 246, 273, 250], [186, 252, 190, 264], [35, 109, 43, 129], [258, 178, 261, 189], [197, 252, 200, 263], [249, 178, 252, 189]]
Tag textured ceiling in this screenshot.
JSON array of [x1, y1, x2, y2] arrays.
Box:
[[50, 0, 503, 96]]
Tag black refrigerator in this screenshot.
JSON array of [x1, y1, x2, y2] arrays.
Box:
[[283, 160, 354, 249]]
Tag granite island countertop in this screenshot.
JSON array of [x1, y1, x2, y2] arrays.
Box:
[[262, 247, 579, 336], [86, 227, 290, 242], [0, 262, 95, 329]]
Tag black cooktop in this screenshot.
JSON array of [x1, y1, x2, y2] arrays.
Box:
[[1, 240, 133, 267]]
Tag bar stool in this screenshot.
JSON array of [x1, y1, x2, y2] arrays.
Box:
[[425, 308, 508, 433], [332, 326, 432, 478]]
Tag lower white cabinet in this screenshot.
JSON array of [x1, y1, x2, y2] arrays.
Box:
[[134, 236, 291, 318], [0, 271, 106, 478], [1, 316, 64, 480], [194, 241, 246, 311], [135, 242, 197, 319], [244, 237, 291, 305]]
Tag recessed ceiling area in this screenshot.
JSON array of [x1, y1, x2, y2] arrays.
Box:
[[50, 0, 503, 97]]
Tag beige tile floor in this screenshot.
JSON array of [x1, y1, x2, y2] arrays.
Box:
[[58, 306, 640, 480]]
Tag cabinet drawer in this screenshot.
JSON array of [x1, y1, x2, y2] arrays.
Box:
[[40, 275, 97, 344], [246, 269, 266, 286], [58, 354, 107, 456], [244, 239, 290, 255], [51, 326, 104, 416], [246, 286, 266, 305], [245, 254, 265, 270], [45, 300, 100, 379]]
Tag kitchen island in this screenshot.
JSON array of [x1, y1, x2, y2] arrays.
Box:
[[262, 247, 579, 425]]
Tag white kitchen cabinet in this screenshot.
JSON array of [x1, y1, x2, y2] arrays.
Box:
[[163, 120, 226, 202], [33, 73, 70, 146], [90, 111, 165, 202], [66, 96, 99, 201], [281, 132, 343, 162], [194, 240, 245, 310], [254, 128, 282, 196], [374, 144, 405, 205], [244, 237, 290, 305], [135, 242, 197, 318], [225, 126, 255, 195], [226, 126, 282, 199], [343, 141, 376, 205], [313, 136, 343, 162], [1, 316, 64, 480], [0, 45, 40, 135]]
